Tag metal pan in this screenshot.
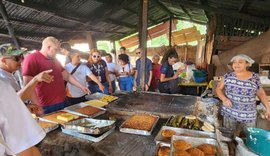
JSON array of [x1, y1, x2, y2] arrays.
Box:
[[154, 143, 170, 156], [170, 135, 228, 156], [155, 126, 216, 147], [85, 92, 106, 100], [41, 111, 84, 124], [61, 126, 115, 143], [64, 102, 106, 117], [119, 114, 159, 136], [62, 118, 115, 135], [37, 117, 59, 133]]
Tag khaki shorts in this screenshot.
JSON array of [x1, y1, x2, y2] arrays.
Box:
[[223, 117, 256, 131]]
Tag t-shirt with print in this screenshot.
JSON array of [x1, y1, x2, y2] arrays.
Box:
[[0, 78, 45, 155], [65, 63, 92, 98], [106, 62, 117, 81], [22, 50, 66, 106], [135, 58, 152, 85], [117, 64, 133, 77], [160, 61, 174, 78], [87, 60, 107, 85]]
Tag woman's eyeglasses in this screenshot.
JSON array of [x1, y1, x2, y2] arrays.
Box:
[[6, 54, 24, 62], [92, 55, 100, 58]]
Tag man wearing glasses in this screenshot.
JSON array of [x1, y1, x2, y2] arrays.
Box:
[[0, 43, 54, 115], [134, 48, 152, 91]]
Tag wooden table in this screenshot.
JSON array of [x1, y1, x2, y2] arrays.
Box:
[[178, 82, 208, 96]]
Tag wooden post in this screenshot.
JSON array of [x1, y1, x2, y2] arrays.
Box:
[[86, 32, 97, 51], [112, 40, 117, 63], [169, 17, 172, 47], [138, 0, 149, 91], [0, 0, 19, 49]]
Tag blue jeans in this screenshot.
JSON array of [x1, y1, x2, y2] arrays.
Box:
[[88, 82, 109, 94], [111, 80, 116, 93], [42, 100, 68, 114], [119, 77, 133, 92]]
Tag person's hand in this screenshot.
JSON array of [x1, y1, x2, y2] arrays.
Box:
[[222, 98, 232, 107], [81, 86, 90, 94], [264, 109, 270, 121], [27, 104, 43, 116], [173, 73, 179, 79], [98, 84, 105, 93], [108, 85, 113, 94], [145, 84, 149, 91], [35, 69, 54, 83]]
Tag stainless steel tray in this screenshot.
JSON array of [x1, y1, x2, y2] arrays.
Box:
[[155, 126, 216, 147], [85, 92, 106, 100], [119, 114, 160, 136], [62, 118, 115, 135], [37, 117, 59, 133], [154, 143, 170, 156], [61, 126, 115, 143], [64, 102, 106, 117], [170, 135, 228, 156]]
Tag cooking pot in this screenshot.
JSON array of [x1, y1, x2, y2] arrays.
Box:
[[245, 127, 270, 156]]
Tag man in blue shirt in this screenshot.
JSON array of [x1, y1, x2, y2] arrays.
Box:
[[134, 48, 152, 91]]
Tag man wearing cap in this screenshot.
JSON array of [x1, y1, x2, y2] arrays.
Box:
[[0, 43, 54, 115], [216, 54, 270, 130], [22, 37, 90, 114]]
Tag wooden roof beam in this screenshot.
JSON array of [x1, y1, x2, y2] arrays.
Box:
[[200, 0, 211, 22], [104, 19, 137, 29], [174, 17, 206, 25], [173, 0, 270, 24]]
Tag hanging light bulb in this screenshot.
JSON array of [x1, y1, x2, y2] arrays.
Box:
[[21, 0, 25, 3]]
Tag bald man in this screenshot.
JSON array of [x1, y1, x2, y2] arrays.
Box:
[[22, 36, 89, 114]]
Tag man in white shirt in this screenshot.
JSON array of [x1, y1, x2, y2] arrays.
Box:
[[105, 53, 118, 93], [65, 51, 104, 105], [0, 78, 45, 156]]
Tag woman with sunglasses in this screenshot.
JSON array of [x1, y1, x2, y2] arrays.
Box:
[[87, 50, 112, 94], [158, 48, 184, 94]]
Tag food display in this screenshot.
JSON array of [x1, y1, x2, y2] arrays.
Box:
[[37, 118, 59, 133], [42, 111, 82, 124], [120, 114, 159, 135], [166, 115, 215, 132], [170, 135, 218, 156], [98, 95, 118, 103], [64, 103, 106, 117], [84, 100, 108, 107], [74, 106, 103, 116], [161, 129, 176, 139], [157, 146, 170, 156], [122, 114, 157, 131]]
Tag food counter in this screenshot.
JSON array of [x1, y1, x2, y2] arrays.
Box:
[[36, 92, 228, 156]]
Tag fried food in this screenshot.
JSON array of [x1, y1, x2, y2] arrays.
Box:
[[37, 120, 57, 129], [197, 144, 216, 155], [98, 95, 118, 103], [173, 140, 192, 151], [75, 106, 102, 116], [157, 146, 170, 156], [173, 150, 191, 156], [187, 148, 205, 156], [161, 129, 176, 139], [57, 113, 79, 122], [122, 114, 157, 131]]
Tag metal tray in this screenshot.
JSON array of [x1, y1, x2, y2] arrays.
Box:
[[98, 95, 118, 103], [62, 118, 115, 135], [37, 117, 59, 133], [41, 111, 84, 124], [154, 143, 170, 156], [61, 126, 115, 142], [119, 114, 160, 136], [85, 92, 106, 100], [64, 102, 106, 117], [84, 100, 108, 107], [155, 126, 216, 147], [170, 135, 228, 156]]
